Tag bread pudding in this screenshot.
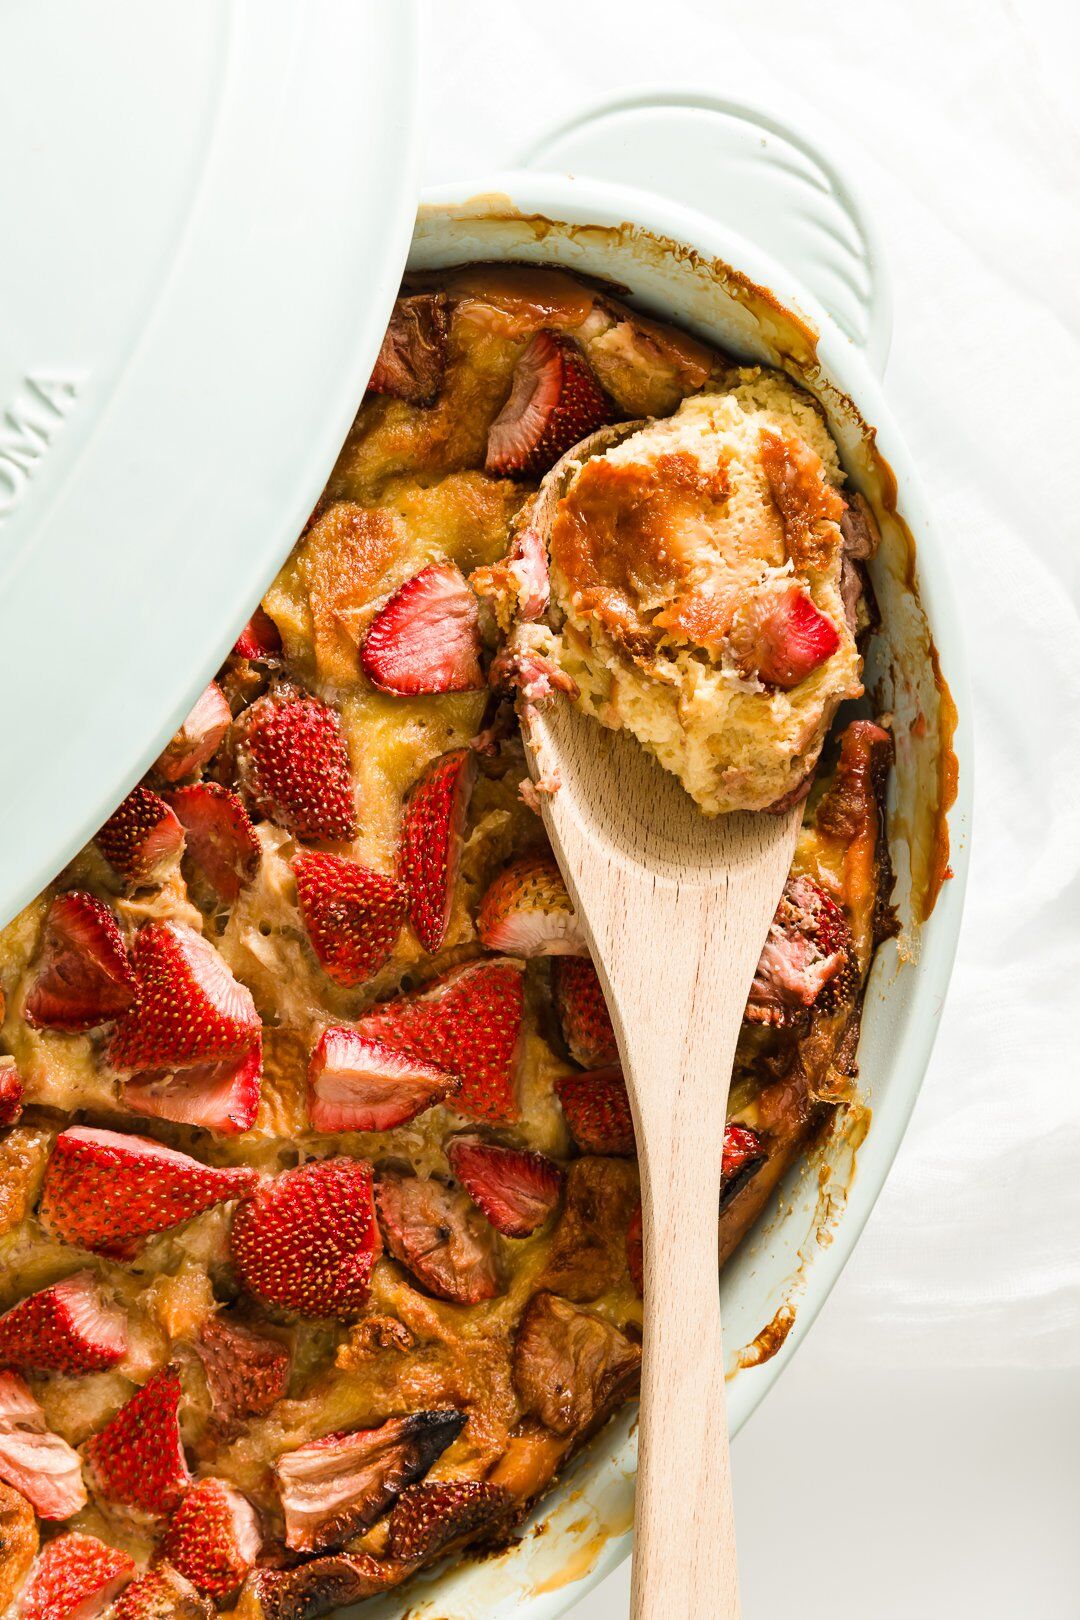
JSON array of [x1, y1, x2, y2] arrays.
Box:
[[0, 264, 894, 1619]]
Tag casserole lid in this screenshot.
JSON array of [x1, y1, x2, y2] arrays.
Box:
[[0, 0, 420, 928]]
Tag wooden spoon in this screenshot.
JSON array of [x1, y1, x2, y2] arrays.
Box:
[[519, 430, 802, 1620]]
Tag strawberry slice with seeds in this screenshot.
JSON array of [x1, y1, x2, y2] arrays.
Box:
[[160, 1477, 262, 1599], [39, 1125, 258, 1259], [730, 586, 840, 689], [95, 786, 184, 887], [746, 873, 852, 1026], [122, 1036, 263, 1135], [360, 563, 484, 695], [398, 748, 476, 955], [447, 1138, 563, 1237], [294, 853, 406, 988], [111, 1565, 212, 1620], [626, 1203, 643, 1297], [720, 1122, 766, 1208], [551, 956, 619, 1068], [83, 1365, 190, 1516], [375, 1172, 501, 1304], [307, 1029, 459, 1133], [236, 691, 356, 842], [359, 957, 525, 1123], [0, 1056, 23, 1125], [554, 1065, 636, 1156], [169, 783, 261, 905], [476, 850, 586, 957], [19, 1532, 134, 1620], [193, 1316, 290, 1435], [0, 1371, 87, 1519], [0, 1272, 127, 1376], [154, 682, 232, 783], [485, 331, 612, 478], [230, 1158, 379, 1319], [233, 607, 282, 662], [387, 1479, 511, 1563], [24, 891, 135, 1032], [108, 921, 260, 1072]]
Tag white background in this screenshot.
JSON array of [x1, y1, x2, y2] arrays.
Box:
[[419, 1, 1080, 1614]]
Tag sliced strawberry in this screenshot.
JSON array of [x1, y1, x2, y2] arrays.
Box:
[[233, 607, 282, 662], [359, 958, 525, 1124], [111, 1565, 212, 1620], [108, 921, 260, 1072], [19, 1532, 133, 1620], [169, 783, 261, 905], [447, 1138, 563, 1238], [368, 291, 449, 406], [24, 891, 135, 1032], [230, 1158, 379, 1319], [626, 1203, 643, 1297], [235, 691, 356, 842], [39, 1125, 258, 1259], [193, 1316, 290, 1435], [485, 331, 611, 477], [476, 850, 585, 957], [554, 1065, 636, 1156], [122, 1037, 263, 1135], [160, 1477, 262, 1599], [730, 586, 841, 689], [294, 853, 405, 988], [307, 1029, 458, 1133], [0, 1272, 127, 1376], [95, 786, 184, 887], [720, 1122, 766, 1208], [398, 748, 476, 954], [155, 682, 232, 783], [240, 1553, 398, 1617], [83, 1365, 190, 1516], [275, 1410, 465, 1552], [513, 1292, 641, 1438], [375, 1172, 501, 1304], [0, 1056, 23, 1125], [361, 563, 484, 696], [387, 1479, 511, 1563], [745, 874, 852, 1027], [0, 1371, 86, 1519], [551, 956, 618, 1068]]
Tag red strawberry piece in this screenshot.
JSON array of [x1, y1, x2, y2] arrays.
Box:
[[0, 1056, 23, 1125], [193, 1316, 290, 1434], [39, 1125, 258, 1259], [95, 786, 185, 887], [387, 1478, 511, 1563], [485, 331, 611, 478], [476, 850, 585, 957], [398, 748, 476, 955], [307, 1028, 458, 1133], [626, 1202, 643, 1297], [730, 586, 841, 689], [160, 1477, 262, 1599], [447, 1138, 563, 1238], [111, 1565, 212, 1620], [360, 563, 484, 696], [0, 1371, 86, 1519], [122, 1036, 263, 1136], [720, 1122, 766, 1209], [294, 853, 405, 988], [155, 682, 232, 783], [235, 692, 356, 842], [169, 783, 260, 905], [19, 1532, 134, 1620], [275, 1410, 465, 1553], [108, 921, 260, 1073], [83, 1366, 190, 1516], [746, 874, 852, 1027], [551, 956, 618, 1068], [230, 1158, 379, 1319], [359, 957, 525, 1124], [0, 1272, 127, 1376], [242, 1553, 398, 1617], [368, 291, 449, 406], [23, 891, 135, 1033], [233, 607, 282, 662], [374, 1172, 501, 1304], [554, 1065, 636, 1156]]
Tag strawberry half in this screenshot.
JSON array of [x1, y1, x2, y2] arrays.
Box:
[[368, 291, 449, 406], [375, 1173, 501, 1304], [746, 873, 852, 1026], [307, 1029, 459, 1133], [169, 783, 261, 905], [108, 921, 260, 1072], [19, 1532, 134, 1620], [0, 1371, 87, 1519], [626, 1203, 643, 1297], [122, 1036, 263, 1135], [476, 850, 586, 957], [551, 956, 619, 1068], [398, 748, 476, 955], [447, 1138, 563, 1237], [730, 586, 840, 689], [387, 1479, 511, 1563], [236, 691, 357, 842], [39, 1125, 259, 1259], [360, 563, 484, 695], [720, 1122, 766, 1208], [554, 1066, 636, 1156], [83, 1365, 191, 1516], [95, 786, 184, 887], [0, 1056, 23, 1125], [230, 1157, 379, 1319], [233, 607, 282, 662], [154, 682, 232, 783], [0, 1272, 127, 1376], [485, 331, 611, 478], [193, 1316, 290, 1434], [24, 891, 135, 1032], [294, 853, 406, 988], [160, 1477, 262, 1599], [111, 1565, 212, 1620], [359, 957, 525, 1123]]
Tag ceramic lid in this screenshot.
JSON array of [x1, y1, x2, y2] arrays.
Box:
[[0, 0, 420, 927]]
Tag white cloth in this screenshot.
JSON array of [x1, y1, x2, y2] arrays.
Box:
[[419, 1, 1080, 1610]]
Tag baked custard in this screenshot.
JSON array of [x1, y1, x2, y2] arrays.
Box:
[[0, 264, 894, 1618]]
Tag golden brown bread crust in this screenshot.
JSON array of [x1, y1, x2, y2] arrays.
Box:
[[0, 1482, 37, 1613]]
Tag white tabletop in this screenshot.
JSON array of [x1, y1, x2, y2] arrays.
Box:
[[419, 0, 1080, 1613]]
